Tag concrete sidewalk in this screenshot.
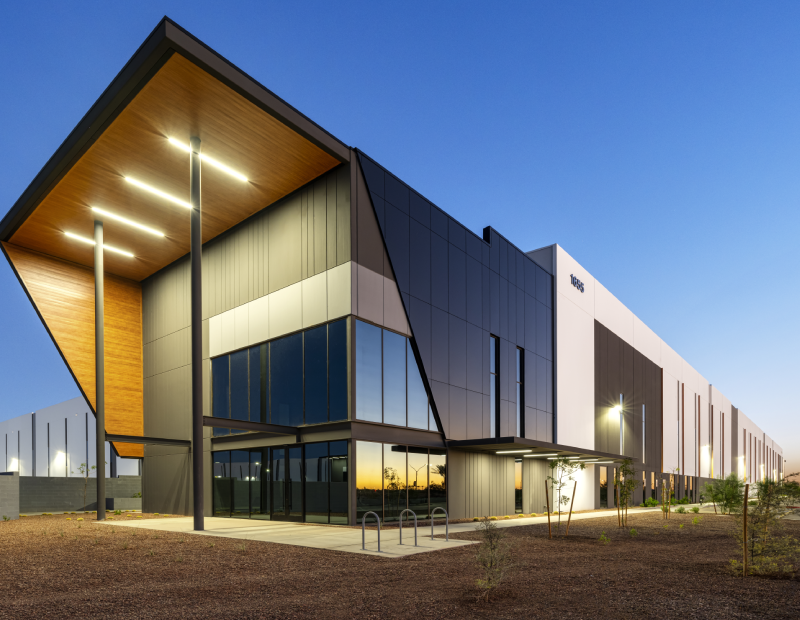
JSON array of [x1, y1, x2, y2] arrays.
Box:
[[95, 507, 664, 557]]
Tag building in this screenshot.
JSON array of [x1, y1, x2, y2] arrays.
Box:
[[0, 397, 140, 478], [0, 18, 781, 524]]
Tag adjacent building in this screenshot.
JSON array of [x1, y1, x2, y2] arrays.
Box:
[[0, 397, 139, 478], [0, 18, 782, 525]]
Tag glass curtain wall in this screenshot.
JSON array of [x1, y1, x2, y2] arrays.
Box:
[[355, 440, 447, 524], [211, 319, 348, 435], [212, 442, 347, 523], [355, 320, 431, 431]]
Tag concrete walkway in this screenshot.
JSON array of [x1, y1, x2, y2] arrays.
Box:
[[95, 507, 666, 557]]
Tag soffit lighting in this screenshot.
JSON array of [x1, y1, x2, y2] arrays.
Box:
[[64, 232, 134, 257], [167, 137, 249, 182], [496, 449, 532, 454], [91, 207, 164, 237], [525, 453, 559, 458], [125, 177, 192, 209]]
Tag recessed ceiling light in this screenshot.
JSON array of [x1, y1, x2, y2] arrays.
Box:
[[496, 450, 532, 454], [125, 177, 192, 209], [167, 137, 248, 182], [91, 207, 164, 237], [64, 232, 134, 257]]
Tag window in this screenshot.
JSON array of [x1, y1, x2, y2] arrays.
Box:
[[355, 320, 431, 431], [515, 459, 522, 513], [490, 336, 499, 438], [211, 320, 348, 433], [599, 466, 608, 507], [516, 348, 523, 438], [619, 394, 624, 455]]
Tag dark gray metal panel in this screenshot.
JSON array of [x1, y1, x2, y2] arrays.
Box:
[[384, 202, 410, 294], [500, 399, 510, 437], [490, 271, 500, 336], [507, 285, 517, 348], [516, 251, 525, 292], [359, 156, 384, 197], [481, 266, 491, 332], [482, 329, 490, 395], [536, 355, 547, 411], [499, 277, 508, 341], [336, 164, 351, 266], [536, 299, 547, 359], [409, 219, 431, 303], [466, 255, 482, 328], [499, 237, 508, 280], [410, 297, 432, 380], [448, 219, 465, 251], [490, 229, 499, 273], [431, 307, 449, 383], [430, 206, 448, 240], [507, 246, 516, 287], [142, 450, 192, 515], [355, 159, 385, 275], [448, 244, 466, 320], [516, 287, 525, 347], [466, 232, 482, 262], [430, 232, 449, 312], [384, 173, 409, 214], [448, 315, 467, 390], [536, 265, 549, 306], [430, 380, 450, 437], [499, 338, 509, 402], [449, 385, 467, 440], [545, 304, 553, 361], [409, 191, 430, 227], [483, 394, 491, 438], [466, 322, 483, 394], [524, 406, 537, 441], [466, 389, 483, 439], [525, 348, 537, 416], [546, 359, 553, 414], [371, 193, 385, 234], [524, 256, 537, 296]]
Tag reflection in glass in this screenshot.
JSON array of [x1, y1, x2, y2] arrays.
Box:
[[516, 348, 523, 438], [249, 347, 263, 423], [330, 441, 348, 524], [288, 446, 303, 519], [407, 448, 429, 519], [304, 326, 328, 425], [600, 466, 608, 507], [231, 450, 250, 518], [212, 356, 229, 419], [383, 444, 407, 522], [271, 333, 303, 426], [251, 448, 269, 519], [230, 351, 249, 422], [407, 341, 428, 430], [383, 330, 406, 426], [272, 448, 286, 516], [489, 336, 498, 437], [429, 449, 447, 515], [356, 321, 382, 422], [305, 442, 329, 523], [212, 451, 231, 517], [515, 459, 522, 513], [356, 440, 383, 523], [328, 320, 348, 422]]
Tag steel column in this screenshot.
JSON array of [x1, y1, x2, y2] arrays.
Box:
[[94, 220, 106, 520], [190, 136, 204, 531]]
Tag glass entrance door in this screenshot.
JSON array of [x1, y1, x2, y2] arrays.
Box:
[[271, 446, 303, 521]]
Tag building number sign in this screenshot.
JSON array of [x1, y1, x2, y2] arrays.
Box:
[[570, 274, 585, 293]]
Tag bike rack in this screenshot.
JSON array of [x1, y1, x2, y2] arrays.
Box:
[[398, 509, 418, 546], [431, 507, 449, 541], [361, 511, 381, 552]]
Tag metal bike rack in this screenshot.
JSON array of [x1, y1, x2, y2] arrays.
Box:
[[361, 511, 381, 552], [431, 507, 449, 541], [398, 509, 418, 546]]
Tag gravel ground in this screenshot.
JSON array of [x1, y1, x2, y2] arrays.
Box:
[[0, 511, 798, 619]]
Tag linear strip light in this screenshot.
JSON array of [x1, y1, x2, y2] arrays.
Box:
[[64, 232, 134, 257], [125, 177, 191, 209], [91, 207, 164, 237], [524, 453, 559, 458], [168, 138, 248, 182], [496, 449, 532, 454]]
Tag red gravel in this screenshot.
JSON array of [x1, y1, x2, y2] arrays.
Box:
[[0, 511, 797, 619]]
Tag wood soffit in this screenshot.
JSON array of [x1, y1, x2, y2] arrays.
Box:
[[9, 53, 342, 282]]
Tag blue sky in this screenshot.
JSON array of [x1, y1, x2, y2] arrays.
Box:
[[1, 2, 798, 472]]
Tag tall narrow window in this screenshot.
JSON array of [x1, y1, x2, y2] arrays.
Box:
[[642, 404, 646, 464], [490, 336, 499, 438], [516, 348, 523, 438], [619, 394, 624, 455]]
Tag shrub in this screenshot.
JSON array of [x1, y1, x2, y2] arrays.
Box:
[[679, 524, 684, 529], [114, 510, 122, 516], [629, 528, 638, 537], [474, 517, 512, 602], [676, 507, 687, 514], [488, 516, 498, 521], [599, 532, 610, 544], [66, 518, 72, 521], [642, 497, 659, 508], [704, 474, 745, 515], [691, 507, 700, 514], [692, 517, 701, 525], [473, 517, 480, 522], [77, 517, 84, 521], [503, 516, 511, 520]]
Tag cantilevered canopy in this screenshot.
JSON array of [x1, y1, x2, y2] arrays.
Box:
[[0, 17, 348, 281], [447, 437, 633, 463], [0, 18, 350, 456]]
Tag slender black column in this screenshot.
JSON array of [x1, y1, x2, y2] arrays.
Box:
[[190, 136, 204, 531], [94, 220, 106, 521]]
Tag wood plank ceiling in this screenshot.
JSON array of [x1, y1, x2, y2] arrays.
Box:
[[10, 53, 341, 282]]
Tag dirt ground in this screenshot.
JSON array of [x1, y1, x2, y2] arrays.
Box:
[[0, 511, 798, 619]]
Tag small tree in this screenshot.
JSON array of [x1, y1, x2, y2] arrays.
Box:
[[703, 473, 745, 515], [732, 473, 800, 576], [614, 459, 640, 527], [474, 517, 512, 602], [547, 458, 586, 533], [74, 463, 96, 514]]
